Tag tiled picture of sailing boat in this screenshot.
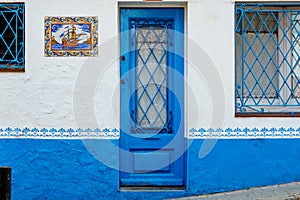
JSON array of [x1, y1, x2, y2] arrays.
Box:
[[45, 17, 98, 57]]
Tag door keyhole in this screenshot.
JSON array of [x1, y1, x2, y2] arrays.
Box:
[[121, 56, 126, 62]]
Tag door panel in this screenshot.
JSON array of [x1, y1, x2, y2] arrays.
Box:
[[120, 8, 185, 187]]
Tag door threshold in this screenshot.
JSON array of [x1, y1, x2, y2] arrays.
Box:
[[120, 186, 186, 192]]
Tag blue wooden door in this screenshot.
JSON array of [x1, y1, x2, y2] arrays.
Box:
[[120, 8, 185, 187]]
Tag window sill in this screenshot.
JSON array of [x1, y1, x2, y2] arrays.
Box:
[[0, 68, 25, 73], [235, 112, 300, 117]]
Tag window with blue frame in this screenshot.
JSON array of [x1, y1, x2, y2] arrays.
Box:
[[236, 3, 300, 116], [0, 3, 24, 72]]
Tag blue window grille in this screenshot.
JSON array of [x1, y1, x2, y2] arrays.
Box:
[[0, 3, 24, 72], [236, 3, 300, 116]]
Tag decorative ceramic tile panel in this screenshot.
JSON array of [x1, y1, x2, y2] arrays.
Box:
[[44, 17, 98, 57]]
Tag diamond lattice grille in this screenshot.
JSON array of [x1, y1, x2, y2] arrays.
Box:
[[236, 5, 300, 113], [292, 15, 300, 98], [136, 26, 168, 128], [0, 12, 16, 61], [0, 4, 24, 69]]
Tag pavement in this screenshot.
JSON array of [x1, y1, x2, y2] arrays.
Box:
[[173, 182, 300, 200]]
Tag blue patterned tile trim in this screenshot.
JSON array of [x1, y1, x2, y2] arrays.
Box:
[[188, 127, 300, 139], [0, 128, 119, 139], [1, 127, 299, 139]]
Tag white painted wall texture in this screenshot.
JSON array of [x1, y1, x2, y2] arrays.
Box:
[[0, 0, 118, 130], [0, 0, 299, 138]]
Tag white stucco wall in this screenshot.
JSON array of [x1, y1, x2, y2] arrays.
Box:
[[0, 0, 299, 138], [0, 0, 118, 130]]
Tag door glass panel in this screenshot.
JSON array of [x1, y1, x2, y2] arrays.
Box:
[[136, 26, 168, 128]]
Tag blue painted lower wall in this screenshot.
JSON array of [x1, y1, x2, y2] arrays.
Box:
[[0, 139, 300, 199]]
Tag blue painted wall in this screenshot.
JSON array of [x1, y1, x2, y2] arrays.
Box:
[[0, 139, 300, 199], [188, 139, 300, 195]]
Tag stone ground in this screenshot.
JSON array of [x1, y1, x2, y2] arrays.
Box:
[[172, 182, 300, 200]]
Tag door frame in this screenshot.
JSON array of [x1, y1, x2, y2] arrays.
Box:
[[118, 2, 188, 191]]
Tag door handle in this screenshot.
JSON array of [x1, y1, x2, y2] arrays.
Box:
[[144, 138, 160, 141]]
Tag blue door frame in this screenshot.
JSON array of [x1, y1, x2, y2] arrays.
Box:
[[120, 8, 186, 187]]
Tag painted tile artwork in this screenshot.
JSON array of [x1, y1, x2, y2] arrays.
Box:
[[44, 17, 98, 57]]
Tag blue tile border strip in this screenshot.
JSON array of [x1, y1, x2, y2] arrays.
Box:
[[0, 128, 119, 139], [1, 127, 300, 139], [188, 127, 300, 139]]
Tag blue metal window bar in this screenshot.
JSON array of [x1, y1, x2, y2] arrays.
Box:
[[0, 3, 24, 71], [129, 19, 173, 133], [236, 3, 300, 115]]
